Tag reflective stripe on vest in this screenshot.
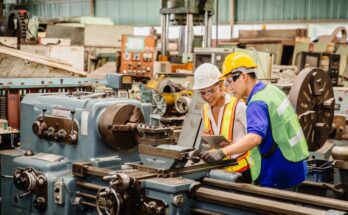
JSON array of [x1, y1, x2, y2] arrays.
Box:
[[248, 84, 309, 181], [202, 97, 250, 173]]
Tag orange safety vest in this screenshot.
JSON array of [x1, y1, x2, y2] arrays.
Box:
[[202, 96, 250, 173]]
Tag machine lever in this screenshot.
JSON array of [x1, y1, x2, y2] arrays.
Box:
[[38, 108, 47, 123], [14, 191, 32, 203], [68, 110, 78, 144], [1, 174, 13, 178], [70, 110, 75, 133]]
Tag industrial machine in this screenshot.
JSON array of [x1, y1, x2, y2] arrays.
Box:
[[0, 90, 153, 214], [332, 87, 348, 140], [292, 26, 348, 87], [3, 9, 39, 44], [157, 0, 214, 73], [0, 119, 20, 149], [297, 52, 340, 86], [0, 67, 347, 214], [0, 78, 105, 129], [147, 78, 192, 117], [119, 35, 156, 80], [194, 47, 274, 80]]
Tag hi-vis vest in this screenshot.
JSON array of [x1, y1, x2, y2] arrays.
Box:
[[202, 97, 250, 173], [248, 84, 309, 181]]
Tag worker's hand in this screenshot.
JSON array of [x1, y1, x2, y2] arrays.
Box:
[[200, 149, 226, 164], [201, 130, 211, 136]]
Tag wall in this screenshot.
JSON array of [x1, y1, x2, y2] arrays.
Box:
[[7, 0, 348, 25]]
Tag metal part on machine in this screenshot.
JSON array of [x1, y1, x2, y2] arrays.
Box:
[[0, 78, 98, 129], [152, 93, 167, 116], [32, 109, 79, 144], [81, 174, 134, 215], [137, 144, 235, 171], [99, 104, 145, 150], [0, 119, 20, 149], [198, 178, 348, 213], [332, 115, 347, 139], [175, 96, 191, 114], [103, 173, 134, 192], [54, 180, 65, 205], [172, 194, 184, 207], [106, 73, 133, 91], [318, 26, 347, 44], [143, 200, 166, 215], [160, 0, 214, 54], [96, 186, 122, 215], [5, 10, 30, 40], [32, 108, 47, 137], [289, 67, 335, 151], [13, 168, 47, 212], [156, 79, 177, 93], [137, 123, 174, 145], [332, 146, 348, 161]]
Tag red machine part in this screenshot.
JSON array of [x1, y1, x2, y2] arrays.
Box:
[[1, 86, 94, 129], [119, 35, 156, 79], [7, 92, 20, 129]]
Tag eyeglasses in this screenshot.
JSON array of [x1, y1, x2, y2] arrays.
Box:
[[225, 73, 241, 84]]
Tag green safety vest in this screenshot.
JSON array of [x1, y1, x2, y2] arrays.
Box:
[[248, 84, 309, 181]]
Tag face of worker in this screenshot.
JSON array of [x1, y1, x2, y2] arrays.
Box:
[[199, 82, 224, 107], [225, 72, 248, 99]]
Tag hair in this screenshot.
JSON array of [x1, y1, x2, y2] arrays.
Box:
[[247, 72, 257, 79]]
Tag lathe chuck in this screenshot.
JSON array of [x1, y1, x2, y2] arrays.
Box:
[[99, 104, 145, 150]]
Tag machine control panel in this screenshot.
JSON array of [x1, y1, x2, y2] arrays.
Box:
[[119, 35, 156, 79], [299, 52, 341, 86], [32, 109, 78, 144]]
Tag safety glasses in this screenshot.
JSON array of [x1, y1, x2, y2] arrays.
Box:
[[225, 72, 241, 84]]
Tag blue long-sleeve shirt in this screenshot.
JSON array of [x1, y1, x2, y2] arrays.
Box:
[[246, 81, 307, 189]]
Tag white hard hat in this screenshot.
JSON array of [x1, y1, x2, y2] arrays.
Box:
[[192, 63, 221, 90]]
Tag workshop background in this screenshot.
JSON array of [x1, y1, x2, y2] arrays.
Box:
[[0, 0, 347, 214]]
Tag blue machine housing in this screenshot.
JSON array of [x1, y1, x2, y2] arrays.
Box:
[[1, 93, 152, 214], [20, 93, 150, 163]]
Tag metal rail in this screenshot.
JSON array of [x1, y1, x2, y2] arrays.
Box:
[[202, 178, 348, 212], [195, 187, 326, 215], [76, 181, 103, 191]]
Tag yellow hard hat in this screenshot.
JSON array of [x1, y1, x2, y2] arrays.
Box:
[[221, 52, 257, 79]]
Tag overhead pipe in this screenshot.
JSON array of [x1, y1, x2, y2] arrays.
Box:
[[229, 0, 235, 39], [185, 13, 194, 53], [215, 0, 219, 47], [203, 10, 209, 47], [89, 0, 95, 16], [160, 14, 168, 55]]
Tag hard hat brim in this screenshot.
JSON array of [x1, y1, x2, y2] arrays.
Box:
[[219, 67, 257, 80]]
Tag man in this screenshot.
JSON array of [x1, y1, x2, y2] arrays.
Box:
[[193, 63, 251, 182], [200, 53, 308, 189]]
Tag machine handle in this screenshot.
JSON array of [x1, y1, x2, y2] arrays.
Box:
[[14, 191, 32, 203]]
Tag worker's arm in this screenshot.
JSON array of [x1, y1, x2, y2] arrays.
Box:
[[235, 101, 247, 135], [221, 133, 262, 156], [201, 133, 262, 163], [222, 100, 269, 156]]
